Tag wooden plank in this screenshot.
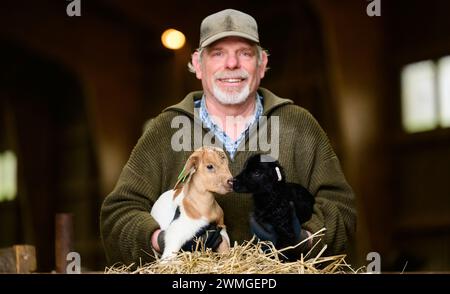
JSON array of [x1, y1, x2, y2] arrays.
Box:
[[14, 245, 36, 273], [0, 245, 36, 273]]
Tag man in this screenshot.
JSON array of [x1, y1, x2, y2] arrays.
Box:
[[100, 9, 356, 266]]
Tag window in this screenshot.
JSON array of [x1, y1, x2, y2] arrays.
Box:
[[0, 150, 17, 202], [401, 56, 450, 133], [439, 56, 450, 128]]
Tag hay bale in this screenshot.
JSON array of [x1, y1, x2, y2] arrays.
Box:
[[105, 228, 359, 274]]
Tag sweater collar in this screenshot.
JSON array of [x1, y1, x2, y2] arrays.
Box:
[[163, 87, 293, 118]]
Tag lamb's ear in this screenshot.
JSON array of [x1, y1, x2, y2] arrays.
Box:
[[173, 154, 199, 190], [275, 167, 283, 182]]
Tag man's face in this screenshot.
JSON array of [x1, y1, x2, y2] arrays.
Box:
[[192, 37, 268, 105]]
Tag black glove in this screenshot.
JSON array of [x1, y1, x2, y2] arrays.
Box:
[[157, 223, 223, 253], [181, 223, 223, 251], [249, 214, 279, 246], [249, 203, 305, 248], [250, 205, 311, 261]]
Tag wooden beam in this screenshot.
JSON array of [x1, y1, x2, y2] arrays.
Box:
[[55, 213, 74, 273]]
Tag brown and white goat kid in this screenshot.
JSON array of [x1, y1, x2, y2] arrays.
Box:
[[151, 146, 233, 260]]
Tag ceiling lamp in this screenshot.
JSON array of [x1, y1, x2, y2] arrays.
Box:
[[161, 29, 186, 50]]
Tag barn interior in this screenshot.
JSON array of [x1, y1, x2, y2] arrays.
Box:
[[1, 0, 449, 272]]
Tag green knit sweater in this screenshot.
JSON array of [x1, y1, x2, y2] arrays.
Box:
[[100, 88, 356, 266]]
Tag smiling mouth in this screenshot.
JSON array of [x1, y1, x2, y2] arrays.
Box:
[[217, 77, 247, 85]]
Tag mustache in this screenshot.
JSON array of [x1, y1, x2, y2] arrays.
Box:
[[214, 70, 249, 79]]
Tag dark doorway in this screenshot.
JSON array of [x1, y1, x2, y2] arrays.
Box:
[[0, 40, 102, 271]]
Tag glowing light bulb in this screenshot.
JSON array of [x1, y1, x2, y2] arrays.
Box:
[[161, 29, 186, 50]]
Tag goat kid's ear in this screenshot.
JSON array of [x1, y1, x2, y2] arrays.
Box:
[[173, 155, 199, 190], [185, 154, 200, 172]]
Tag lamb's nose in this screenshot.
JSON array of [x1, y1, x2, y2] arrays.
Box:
[[227, 178, 234, 187]]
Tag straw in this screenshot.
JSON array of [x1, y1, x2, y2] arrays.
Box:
[[105, 228, 360, 274]]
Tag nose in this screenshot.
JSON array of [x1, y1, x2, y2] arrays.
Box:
[[227, 178, 234, 187], [225, 53, 239, 69]]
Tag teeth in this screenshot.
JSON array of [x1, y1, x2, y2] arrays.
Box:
[[221, 78, 242, 83]]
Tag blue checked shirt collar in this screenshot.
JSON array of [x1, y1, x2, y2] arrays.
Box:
[[195, 93, 264, 159]]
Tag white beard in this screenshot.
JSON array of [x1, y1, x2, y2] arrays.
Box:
[[212, 83, 250, 105], [211, 69, 251, 105]]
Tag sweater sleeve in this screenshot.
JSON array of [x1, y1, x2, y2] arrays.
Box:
[[298, 110, 357, 256], [100, 118, 164, 266]]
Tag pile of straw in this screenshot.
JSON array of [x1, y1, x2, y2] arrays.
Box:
[[106, 228, 358, 274]]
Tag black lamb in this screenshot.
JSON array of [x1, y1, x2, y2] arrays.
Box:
[[233, 154, 315, 260]]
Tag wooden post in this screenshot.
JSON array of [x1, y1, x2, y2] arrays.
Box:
[[55, 213, 74, 273], [0, 245, 36, 273]]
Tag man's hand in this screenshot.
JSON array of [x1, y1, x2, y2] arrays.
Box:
[[181, 223, 223, 251], [151, 224, 223, 253], [151, 229, 163, 252], [249, 214, 279, 245], [249, 203, 305, 247]]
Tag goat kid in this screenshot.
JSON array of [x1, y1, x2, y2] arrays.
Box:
[[232, 154, 315, 259], [151, 146, 233, 260]]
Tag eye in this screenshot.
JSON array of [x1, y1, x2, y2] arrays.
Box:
[[240, 49, 254, 58], [253, 170, 262, 176], [206, 164, 214, 171], [211, 50, 223, 57]]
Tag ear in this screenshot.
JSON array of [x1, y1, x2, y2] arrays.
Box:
[[192, 51, 203, 80], [275, 166, 283, 182], [173, 154, 199, 190], [258, 50, 268, 79]]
